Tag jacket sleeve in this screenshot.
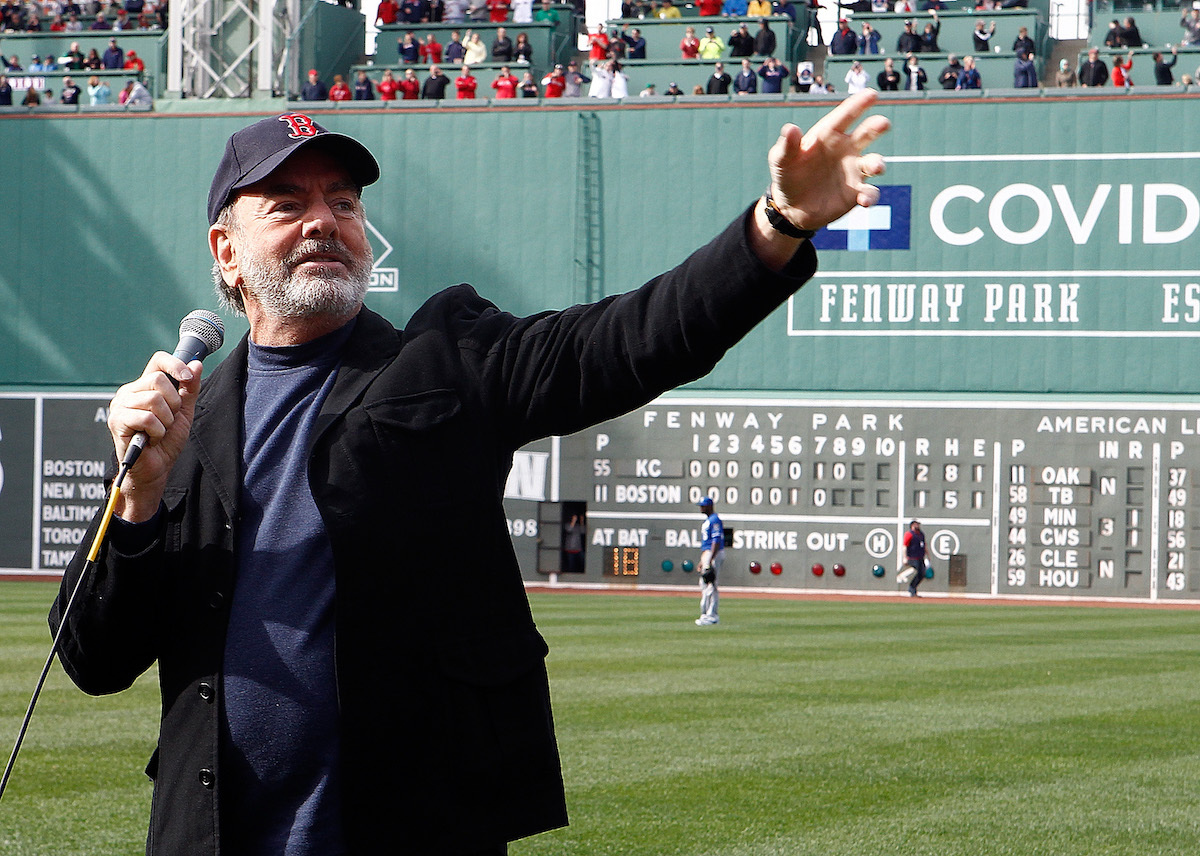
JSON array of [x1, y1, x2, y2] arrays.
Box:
[[442, 204, 818, 448]]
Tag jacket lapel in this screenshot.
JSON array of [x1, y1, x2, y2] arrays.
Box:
[[189, 335, 248, 522]]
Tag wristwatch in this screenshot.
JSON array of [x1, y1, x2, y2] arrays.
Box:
[[763, 189, 816, 240]]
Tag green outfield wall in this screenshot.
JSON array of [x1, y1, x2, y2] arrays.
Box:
[[2, 96, 1200, 597]]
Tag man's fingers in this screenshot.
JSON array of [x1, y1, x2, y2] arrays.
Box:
[[849, 114, 892, 151], [858, 152, 887, 177], [809, 88, 879, 137]]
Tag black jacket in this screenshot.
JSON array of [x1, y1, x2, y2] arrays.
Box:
[[51, 209, 816, 854]]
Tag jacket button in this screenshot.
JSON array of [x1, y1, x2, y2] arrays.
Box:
[[209, 591, 225, 610], [199, 768, 215, 789], [198, 682, 214, 702]]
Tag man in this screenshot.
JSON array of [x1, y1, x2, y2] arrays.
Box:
[[49, 96, 889, 853], [1011, 25, 1033, 56], [491, 65, 518, 97], [695, 498, 725, 625], [540, 63, 565, 96], [353, 70, 375, 100], [1079, 47, 1108, 87], [1154, 46, 1178, 86], [102, 37, 123, 68], [64, 41, 85, 69], [0, 75, 11, 106], [734, 57, 757, 94], [728, 22, 754, 57], [123, 49, 144, 73], [60, 75, 81, 103], [375, 0, 398, 24], [420, 33, 444, 64], [491, 26, 513, 61], [757, 55, 788, 93], [562, 60, 589, 97], [421, 63, 450, 98], [533, 0, 559, 23], [857, 21, 881, 54], [1181, 7, 1200, 46], [455, 63, 477, 98], [301, 68, 327, 100], [829, 18, 856, 55], [394, 67, 419, 99], [896, 19, 922, 54], [706, 60, 731, 93], [754, 18, 775, 57], [1013, 49, 1037, 88], [620, 24, 646, 59], [955, 54, 981, 89], [698, 26, 725, 59], [877, 55, 900, 90], [938, 53, 962, 89], [900, 519, 927, 596]]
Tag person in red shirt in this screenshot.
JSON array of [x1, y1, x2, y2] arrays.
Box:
[[376, 68, 400, 99], [376, 0, 399, 24], [396, 67, 420, 99], [487, 0, 510, 22], [540, 63, 565, 96], [123, 49, 145, 73], [328, 73, 352, 100], [587, 24, 609, 61], [455, 64, 478, 98], [698, 0, 721, 15], [680, 25, 699, 58], [420, 34, 443, 64], [491, 65, 518, 97]]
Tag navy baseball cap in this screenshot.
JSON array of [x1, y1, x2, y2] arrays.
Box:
[[699, 498, 714, 508], [207, 112, 380, 225]]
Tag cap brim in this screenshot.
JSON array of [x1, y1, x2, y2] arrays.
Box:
[[230, 133, 379, 198]]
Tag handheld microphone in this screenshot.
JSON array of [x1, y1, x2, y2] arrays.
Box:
[[122, 310, 225, 469]]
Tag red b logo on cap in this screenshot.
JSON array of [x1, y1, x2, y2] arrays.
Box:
[[278, 113, 319, 139]]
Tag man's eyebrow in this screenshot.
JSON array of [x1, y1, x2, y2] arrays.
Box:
[[260, 180, 362, 197]]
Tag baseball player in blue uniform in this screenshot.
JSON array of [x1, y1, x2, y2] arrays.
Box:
[[696, 497, 725, 625]]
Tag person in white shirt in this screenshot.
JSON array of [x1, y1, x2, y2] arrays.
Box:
[[844, 60, 869, 93]]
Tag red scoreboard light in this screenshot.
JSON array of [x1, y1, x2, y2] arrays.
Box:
[[770, 562, 783, 575], [811, 563, 824, 576], [749, 561, 762, 574], [832, 563, 846, 577]]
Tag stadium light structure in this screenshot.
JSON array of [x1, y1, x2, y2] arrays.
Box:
[[168, 0, 301, 97]]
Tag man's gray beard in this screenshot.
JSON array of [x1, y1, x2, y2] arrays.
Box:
[[238, 238, 373, 320]]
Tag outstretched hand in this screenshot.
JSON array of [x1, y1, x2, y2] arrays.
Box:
[[768, 89, 890, 234]]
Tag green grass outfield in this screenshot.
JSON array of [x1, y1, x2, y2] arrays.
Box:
[[2, 582, 1200, 854]]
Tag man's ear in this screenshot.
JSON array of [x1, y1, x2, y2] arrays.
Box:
[[209, 222, 240, 288]]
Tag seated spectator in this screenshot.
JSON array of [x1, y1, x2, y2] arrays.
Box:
[[87, 74, 110, 103], [22, 87, 41, 107], [691, 83, 704, 94], [486, 0, 509, 22], [124, 78, 151, 105], [84, 49, 102, 69], [894, 0, 914, 11], [1013, 50, 1037, 87], [28, 54, 45, 72], [518, 69, 538, 96], [758, 55, 788, 92], [491, 26, 513, 61], [665, 81, 684, 95], [376, 68, 401, 99], [858, 22, 881, 55], [422, 64, 450, 98], [420, 33, 443, 64], [829, 19, 856, 55], [1154, 47, 1178, 86], [398, 32, 420, 63], [681, 25, 700, 58], [1078, 47, 1108, 86], [972, 19, 995, 52], [49, 13, 66, 30], [455, 63, 477, 97], [42, 55, 60, 71], [722, 0, 747, 16], [65, 12, 82, 29], [639, 82, 656, 97], [90, 11, 110, 27], [25, 13, 42, 29], [937, 54, 962, 89], [656, 0, 682, 17], [444, 30, 465, 62], [541, 63, 565, 96], [463, 30, 487, 64], [353, 70, 374, 99], [773, 0, 796, 20], [114, 8, 135, 29], [301, 68, 327, 100], [491, 64, 518, 97], [698, 0, 720, 14], [956, 54, 981, 89], [399, 67, 422, 98], [1111, 51, 1133, 87], [1054, 57, 1076, 86], [513, 31, 532, 63]]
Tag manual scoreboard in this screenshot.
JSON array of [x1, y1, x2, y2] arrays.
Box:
[[541, 397, 1200, 602]]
